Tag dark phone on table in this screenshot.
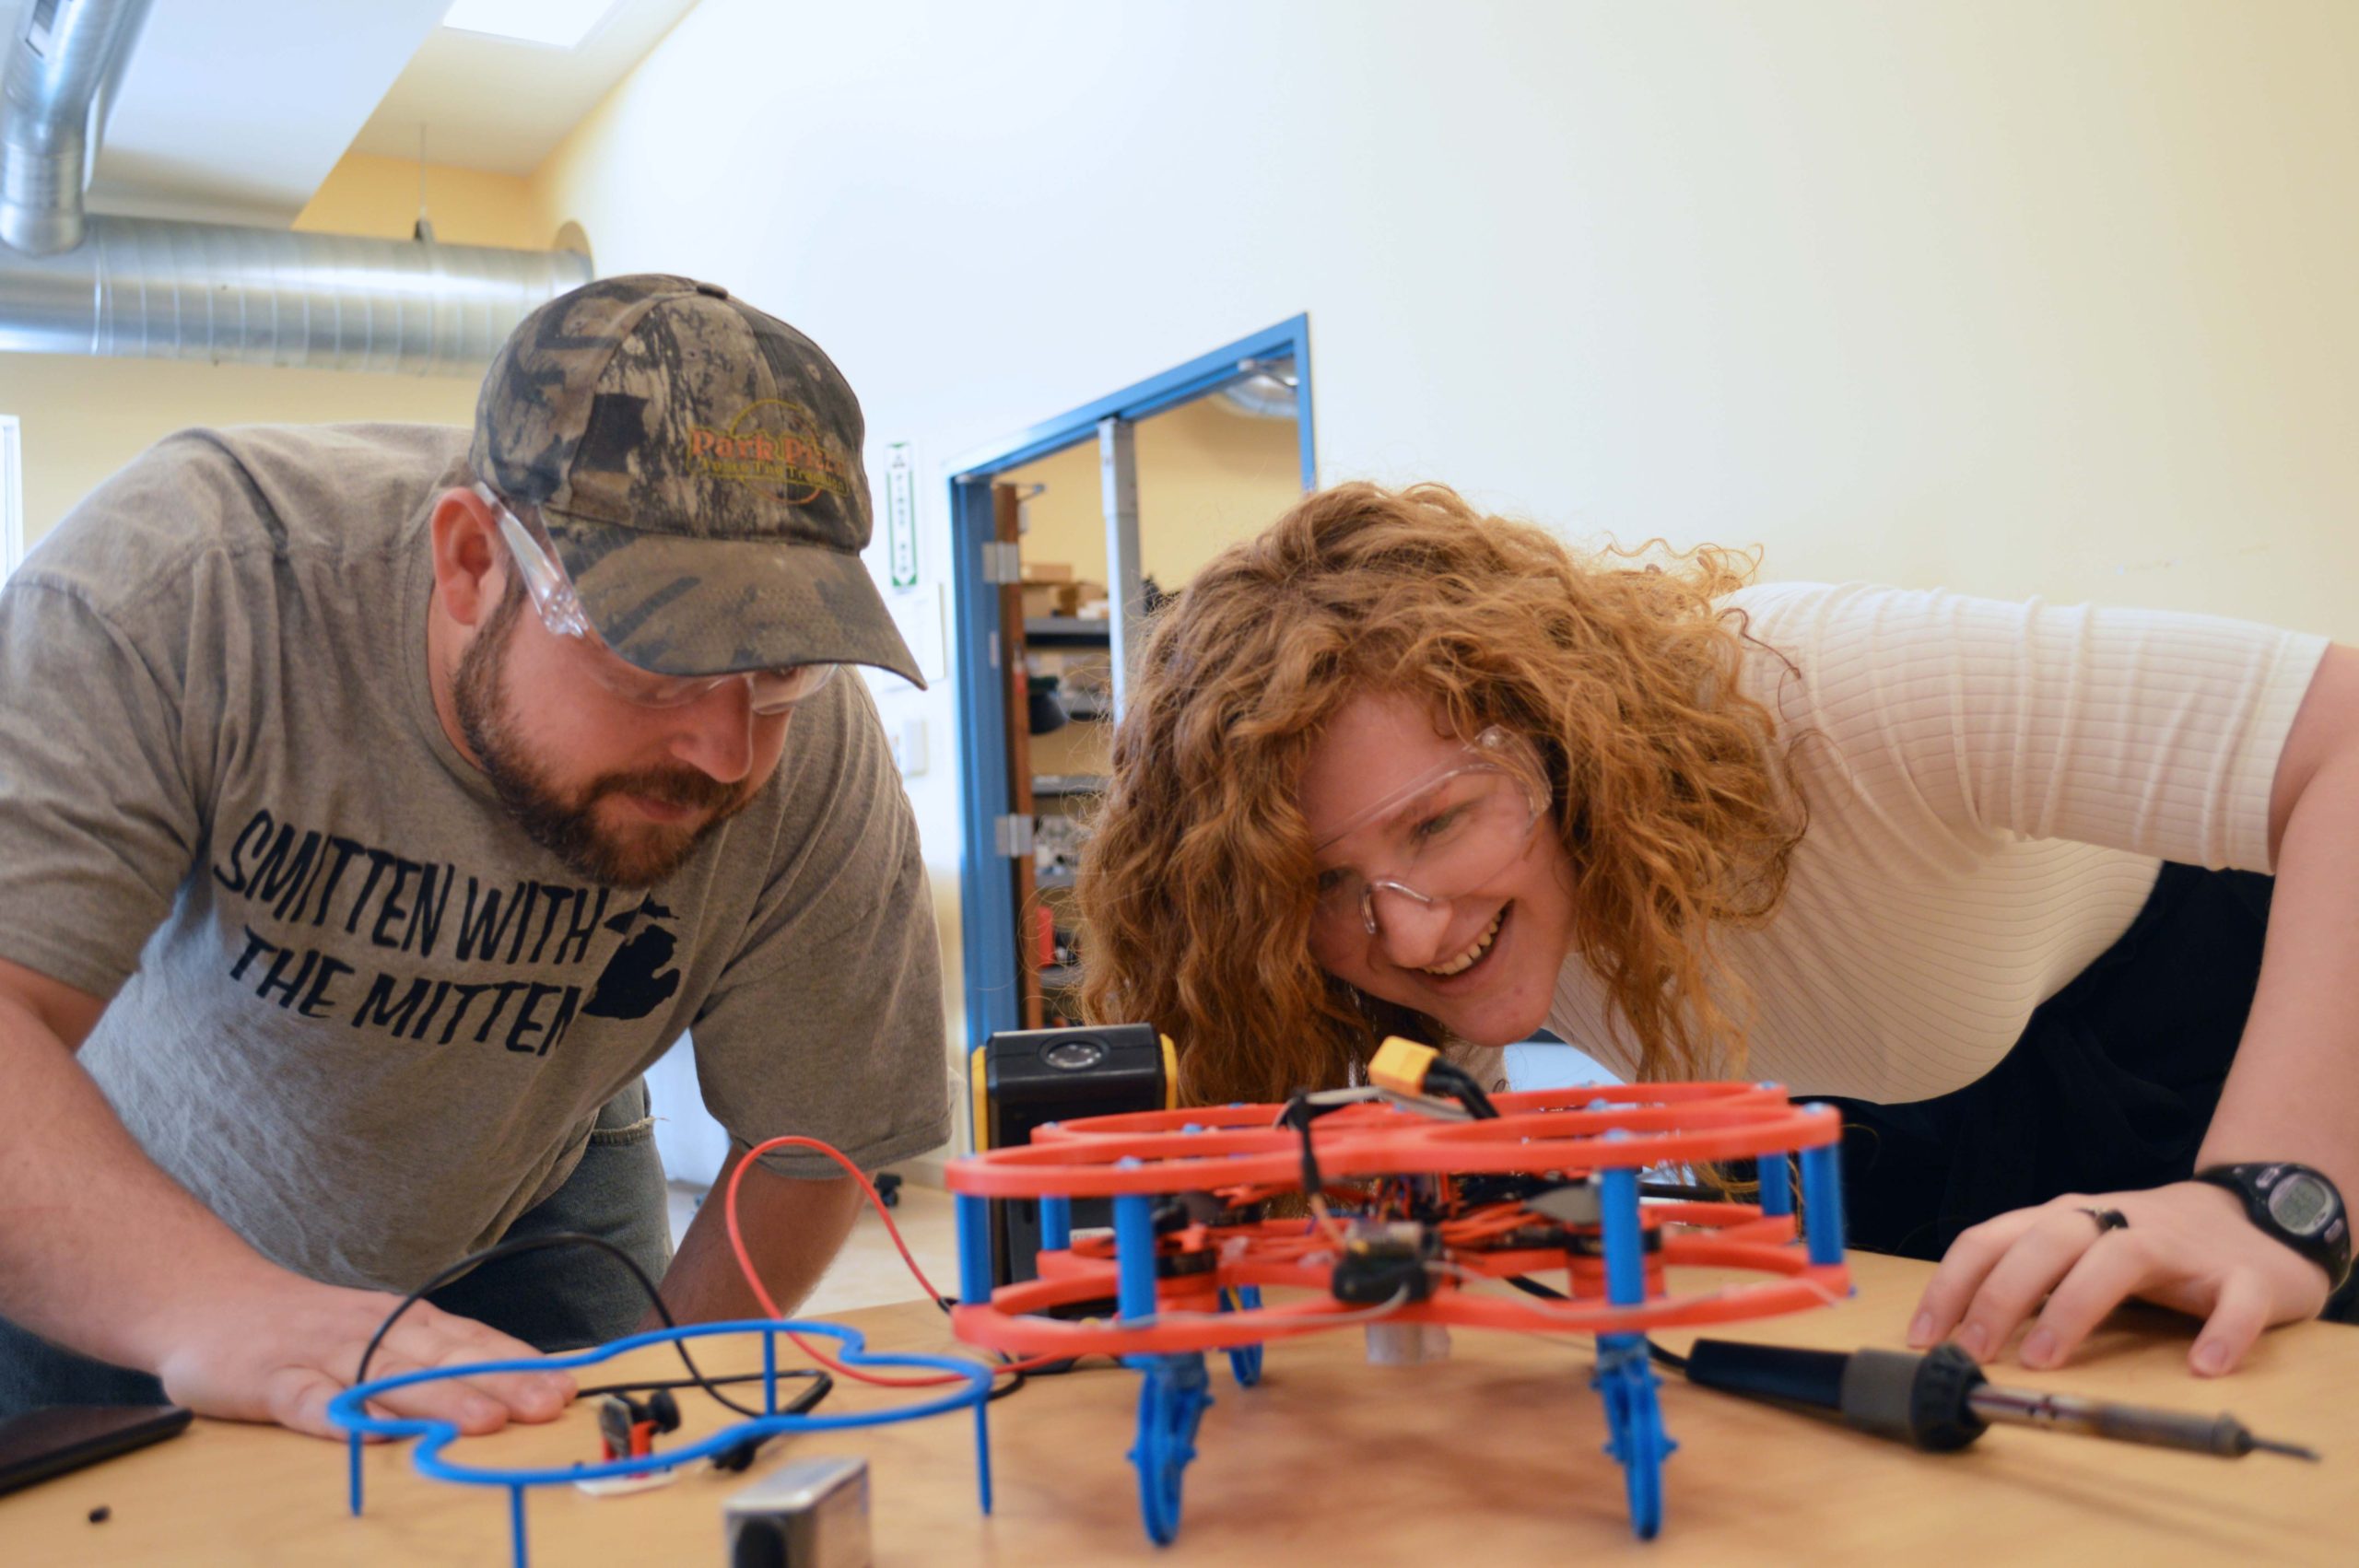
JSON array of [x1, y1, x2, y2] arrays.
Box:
[[0, 1404, 193, 1498]]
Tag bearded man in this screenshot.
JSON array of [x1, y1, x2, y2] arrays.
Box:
[[0, 275, 946, 1437]]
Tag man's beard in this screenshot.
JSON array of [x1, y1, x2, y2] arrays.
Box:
[[452, 588, 757, 889]]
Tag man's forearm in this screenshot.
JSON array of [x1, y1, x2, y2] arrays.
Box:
[[649, 1153, 869, 1325], [0, 987, 280, 1371]]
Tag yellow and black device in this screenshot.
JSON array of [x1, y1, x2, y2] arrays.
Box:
[[968, 1024, 1178, 1289]]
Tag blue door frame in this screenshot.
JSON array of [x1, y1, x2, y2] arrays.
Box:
[[949, 314, 1316, 1056]]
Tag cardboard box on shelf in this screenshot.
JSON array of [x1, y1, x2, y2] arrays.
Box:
[[1022, 579, 1104, 619]]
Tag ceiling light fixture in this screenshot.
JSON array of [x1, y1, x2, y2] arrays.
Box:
[[440, 0, 623, 50]]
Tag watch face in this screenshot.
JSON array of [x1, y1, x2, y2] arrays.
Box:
[[2266, 1173, 2334, 1237]]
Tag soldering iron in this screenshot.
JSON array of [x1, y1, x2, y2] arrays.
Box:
[[1680, 1339, 2319, 1461]]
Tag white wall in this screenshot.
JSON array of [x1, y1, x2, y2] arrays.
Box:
[[526, 0, 2359, 1120]]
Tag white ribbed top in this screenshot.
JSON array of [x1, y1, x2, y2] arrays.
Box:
[[1534, 582, 2330, 1101]]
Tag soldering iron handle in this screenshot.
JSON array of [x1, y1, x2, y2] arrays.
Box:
[[1839, 1346, 1989, 1452], [1682, 1340, 1991, 1452], [1683, 1339, 1850, 1410]]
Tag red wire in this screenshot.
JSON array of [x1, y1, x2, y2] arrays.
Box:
[[722, 1134, 1073, 1387]]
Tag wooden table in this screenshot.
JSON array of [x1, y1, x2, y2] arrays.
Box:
[[4, 1253, 2347, 1566]]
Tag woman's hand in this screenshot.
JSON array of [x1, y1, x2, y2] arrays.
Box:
[[1907, 1181, 2332, 1376]]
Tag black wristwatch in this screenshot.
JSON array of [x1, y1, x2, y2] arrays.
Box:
[[2193, 1163, 2353, 1294]]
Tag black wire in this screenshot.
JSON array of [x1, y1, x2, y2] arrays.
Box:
[[1636, 1180, 1725, 1203], [1503, 1272, 1687, 1372], [930, 1283, 1122, 1403], [1278, 1092, 1328, 1197], [575, 1368, 827, 1399], [991, 1353, 1130, 1400], [584, 1370, 834, 1472], [1424, 1059, 1500, 1120], [1504, 1273, 1568, 1303], [357, 1226, 1057, 1433], [353, 1230, 775, 1419], [929, 1281, 1038, 1400]]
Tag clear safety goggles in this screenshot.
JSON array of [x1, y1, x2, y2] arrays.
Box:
[[1310, 726, 1552, 940], [475, 484, 838, 718]]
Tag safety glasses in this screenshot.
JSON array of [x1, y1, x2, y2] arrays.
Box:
[[1310, 726, 1552, 940], [475, 484, 838, 718]]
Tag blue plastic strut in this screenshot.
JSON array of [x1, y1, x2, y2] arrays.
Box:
[[1596, 1158, 1676, 1539], [1113, 1186, 1157, 1320], [956, 1192, 992, 1304], [1797, 1126, 1847, 1269], [1758, 1149, 1793, 1219], [330, 1318, 995, 1568], [1219, 1286, 1264, 1387], [1125, 1352, 1213, 1546]]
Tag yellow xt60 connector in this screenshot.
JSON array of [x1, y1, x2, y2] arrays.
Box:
[[1369, 1036, 1440, 1098]]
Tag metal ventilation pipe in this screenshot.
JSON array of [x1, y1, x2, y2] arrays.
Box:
[[0, 218, 593, 372], [0, 0, 594, 371], [1, 0, 153, 256], [1214, 359, 1299, 420]]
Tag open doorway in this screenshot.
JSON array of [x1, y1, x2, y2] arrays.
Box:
[[949, 317, 1314, 1063]]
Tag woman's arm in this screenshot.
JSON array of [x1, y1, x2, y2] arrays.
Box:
[[1912, 643, 2359, 1375]]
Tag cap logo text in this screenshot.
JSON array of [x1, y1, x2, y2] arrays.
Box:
[[687, 400, 852, 505]]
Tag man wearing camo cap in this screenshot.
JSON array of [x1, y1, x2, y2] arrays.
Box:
[[0, 275, 949, 1439]]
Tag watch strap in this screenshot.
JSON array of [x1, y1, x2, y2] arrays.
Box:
[[2193, 1163, 2353, 1293]]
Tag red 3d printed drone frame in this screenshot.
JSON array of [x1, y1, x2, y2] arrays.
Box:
[[946, 1077, 1851, 1541]]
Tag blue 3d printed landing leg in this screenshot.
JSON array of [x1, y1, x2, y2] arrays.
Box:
[[1112, 1186, 1215, 1545], [1593, 1158, 1676, 1539], [1126, 1350, 1213, 1546]]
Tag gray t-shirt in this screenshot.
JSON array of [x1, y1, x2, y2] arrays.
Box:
[[0, 423, 948, 1292]]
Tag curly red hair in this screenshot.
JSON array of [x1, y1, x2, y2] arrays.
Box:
[[1075, 481, 1802, 1106]]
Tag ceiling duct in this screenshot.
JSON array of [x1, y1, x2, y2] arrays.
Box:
[[0, 217, 592, 371], [0, 0, 592, 372], [0, 0, 147, 256], [1215, 357, 1297, 420]]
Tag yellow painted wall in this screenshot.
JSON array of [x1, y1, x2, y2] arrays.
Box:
[[521, 0, 2359, 1108], [1011, 395, 1304, 591], [289, 151, 550, 250], [1006, 439, 1107, 583], [3, 153, 540, 549]]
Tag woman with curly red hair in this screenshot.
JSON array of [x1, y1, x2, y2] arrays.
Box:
[[1077, 479, 2357, 1379]]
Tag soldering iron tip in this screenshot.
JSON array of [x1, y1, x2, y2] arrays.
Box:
[[2248, 1436, 2320, 1462]]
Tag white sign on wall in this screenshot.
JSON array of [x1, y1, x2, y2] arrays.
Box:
[[884, 440, 919, 589]]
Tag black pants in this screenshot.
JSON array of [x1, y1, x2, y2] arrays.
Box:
[[1822, 863, 2354, 1321]]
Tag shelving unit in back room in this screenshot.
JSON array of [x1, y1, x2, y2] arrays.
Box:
[[957, 330, 1313, 1053], [994, 500, 1118, 1031]]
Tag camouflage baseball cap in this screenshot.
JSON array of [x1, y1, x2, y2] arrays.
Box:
[[470, 273, 921, 686]]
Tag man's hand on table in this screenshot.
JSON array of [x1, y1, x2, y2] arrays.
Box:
[[151, 1270, 578, 1440], [1907, 1181, 2330, 1378]]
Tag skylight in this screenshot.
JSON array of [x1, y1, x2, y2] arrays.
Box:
[[440, 0, 622, 50]]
